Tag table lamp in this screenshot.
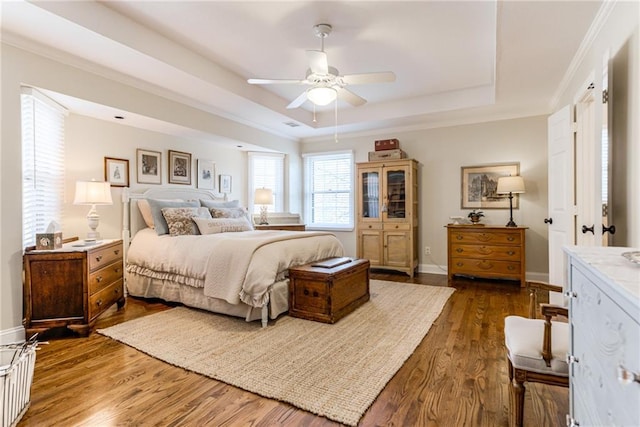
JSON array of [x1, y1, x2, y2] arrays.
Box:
[[73, 180, 113, 241], [254, 188, 274, 225], [497, 176, 525, 227]]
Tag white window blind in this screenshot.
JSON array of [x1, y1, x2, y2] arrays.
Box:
[[303, 151, 353, 230], [248, 152, 284, 214], [21, 88, 67, 248]]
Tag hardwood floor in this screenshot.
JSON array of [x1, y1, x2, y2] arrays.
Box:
[[18, 273, 568, 426]]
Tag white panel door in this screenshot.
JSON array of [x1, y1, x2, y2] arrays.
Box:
[[547, 105, 574, 293]]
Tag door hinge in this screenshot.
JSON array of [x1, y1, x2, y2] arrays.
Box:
[[602, 89, 609, 104], [571, 122, 578, 133]]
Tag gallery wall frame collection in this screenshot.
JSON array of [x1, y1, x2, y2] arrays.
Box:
[[136, 149, 162, 185], [168, 150, 192, 185], [460, 162, 520, 209]]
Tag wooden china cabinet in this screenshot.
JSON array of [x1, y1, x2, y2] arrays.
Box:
[[356, 158, 419, 277]]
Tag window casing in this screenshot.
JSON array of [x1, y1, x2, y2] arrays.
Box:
[[303, 151, 354, 230], [248, 152, 285, 214], [21, 88, 67, 248]]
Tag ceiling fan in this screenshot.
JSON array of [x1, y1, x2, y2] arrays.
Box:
[[247, 24, 396, 109]]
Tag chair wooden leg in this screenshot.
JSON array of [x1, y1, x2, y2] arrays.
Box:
[[510, 368, 526, 427]]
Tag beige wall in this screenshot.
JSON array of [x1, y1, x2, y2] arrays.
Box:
[[0, 44, 300, 341], [303, 116, 550, 277]]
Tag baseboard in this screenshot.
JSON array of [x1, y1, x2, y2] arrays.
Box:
[[0, 325, 25, 344], [418, 263, 447, 275], [418, 265, 549, 284]]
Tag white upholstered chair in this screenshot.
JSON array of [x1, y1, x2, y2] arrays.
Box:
[[504, 281, 569, 427]]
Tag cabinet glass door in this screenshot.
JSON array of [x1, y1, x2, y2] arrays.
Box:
[[361, 171, 380, 218], [386, 168, 406, 219]]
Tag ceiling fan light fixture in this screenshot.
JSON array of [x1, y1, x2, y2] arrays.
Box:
[[307, 86, 337, 106]]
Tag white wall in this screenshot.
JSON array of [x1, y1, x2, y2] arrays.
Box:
[[0, 44, 300, 341], [303, 116, 549, 277]]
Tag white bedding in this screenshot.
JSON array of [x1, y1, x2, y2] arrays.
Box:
[[126, 228, 344, 308]]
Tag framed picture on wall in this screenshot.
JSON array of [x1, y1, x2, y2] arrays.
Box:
[[136, 149, 161, 184], [197, 159, 216, 190], [104, 157, 129, 187], [461, 162, 519, 209], [219, 174, 232, 194], [168, 150, 192, 185]]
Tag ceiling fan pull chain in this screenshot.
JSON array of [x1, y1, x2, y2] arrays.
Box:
[[334, 100, 339, 143], [313, 104, 317, 123]]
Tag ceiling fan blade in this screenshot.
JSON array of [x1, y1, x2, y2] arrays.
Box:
[[248, 78, 307, 85], [337, 87, 366, 107], [286, 91, 309, 109], [306, 50, 329, 75], [341, 71, 396, 85]]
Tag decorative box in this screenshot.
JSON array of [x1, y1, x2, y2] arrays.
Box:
[[374, 138, 399, 151], [368, 149, 407, 161], [35, 232, 63, 250]]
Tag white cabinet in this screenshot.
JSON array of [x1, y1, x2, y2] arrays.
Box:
[[564, 246, 640, 426]]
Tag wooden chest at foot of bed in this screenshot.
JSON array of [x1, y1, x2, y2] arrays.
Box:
[[288, 258, 370, 323]]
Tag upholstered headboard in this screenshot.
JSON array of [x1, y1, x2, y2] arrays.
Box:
[[122, 187, 227, 248]]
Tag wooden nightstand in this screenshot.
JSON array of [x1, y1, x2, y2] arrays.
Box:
[[254, 224, 306, 231], [23, 239, 125, 338]]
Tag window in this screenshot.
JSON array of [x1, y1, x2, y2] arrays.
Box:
[[248, 152, 284, 214], [303, 151, 354, 230], [21, 88, 67, 248]]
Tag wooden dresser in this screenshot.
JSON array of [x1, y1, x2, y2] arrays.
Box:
[[446, 225, 527, 287], [23, 239, 125, 338], [564, 246, 640, 426]]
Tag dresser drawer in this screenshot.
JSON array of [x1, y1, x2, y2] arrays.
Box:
[[89, 260, 123, 294], [359, 222, 382, 230], [450, 230, 522, 245], [88, 243, 123, 272], [450, 257, 521, 277], [383, 223, 410, 231], [89, 279, 123, 320], [450, 243, 520, 261]]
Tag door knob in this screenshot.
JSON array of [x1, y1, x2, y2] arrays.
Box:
[[544, 218, 553, 224], [582, 225, 594, 234], [602, 224, 616, 235]]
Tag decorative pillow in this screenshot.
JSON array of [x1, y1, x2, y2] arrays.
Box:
[[147, 199, 200, 235], [209, 207, 247, 219], [161, 207, 212, 236], [199, 199, 240, 209], [138, 198, 182, 229], [193, 217, 254, 234]]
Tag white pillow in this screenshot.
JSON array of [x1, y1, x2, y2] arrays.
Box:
[[193, 217, 254, 234]]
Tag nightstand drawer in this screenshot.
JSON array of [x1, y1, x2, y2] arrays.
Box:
[[88, 243, 122, 271], [89, 260, 123, 294], [89, 280, 123, 320]]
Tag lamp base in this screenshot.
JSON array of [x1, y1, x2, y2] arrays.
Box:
[[259, 205, 269, 225], [505, 220, 518, 227]]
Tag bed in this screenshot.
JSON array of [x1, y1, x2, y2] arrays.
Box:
[[123, 188, 345, 326]]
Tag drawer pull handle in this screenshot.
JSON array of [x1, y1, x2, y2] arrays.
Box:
[[95, 255, 103, 262], [507, 251, 515, 256], [456, 262, 463, 267], [96, 276, 103, 283], [507, 236, 515, 241], [114, 288, 120, 295], [114, 249, 121, 255], [456, 235, 463, 240], [368, 225, 372, 229], [114, 268, 120, 273], [96, 299, 103, 307], [456, 248, 463, 253], [507, 266, 515, 271], [395, 225, 399, 229], [617, 365, 640, 385], [303, 289, 309, 296]]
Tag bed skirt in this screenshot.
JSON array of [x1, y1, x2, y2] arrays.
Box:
[[125, 271, 290, 323]]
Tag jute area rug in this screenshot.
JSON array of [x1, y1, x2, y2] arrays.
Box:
[[98, 280, 454, 426]]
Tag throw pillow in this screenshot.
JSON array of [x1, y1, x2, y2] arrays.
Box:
[[193, 217, 254, 234], [209, 207, 247, 219], [137, 198, 182, 229], [147, 199, 200, 235], [161, 207, 212, 236], [199, 199, 240, 209]]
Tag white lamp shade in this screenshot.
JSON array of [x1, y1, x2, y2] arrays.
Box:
[[307, 87, 337, 106], [254, 188, 274, 205], [497, 176, 525, 194], [73, 181, 113, 205]]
